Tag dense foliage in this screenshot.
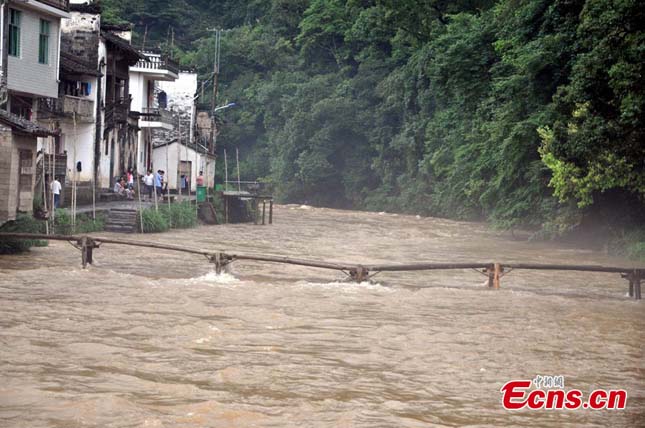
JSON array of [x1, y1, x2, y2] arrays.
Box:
[[103, 0, 644, 239], [0, 215, 47, 253], [51, 210, 106, 235]]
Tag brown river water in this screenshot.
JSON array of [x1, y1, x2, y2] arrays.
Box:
[[0, 205, 643, 427]]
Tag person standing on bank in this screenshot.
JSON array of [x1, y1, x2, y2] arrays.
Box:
[[50, 176, 62, 209], [143, 169, 154, 201], [154, 170, 163, 196], [127, 168, 134, 190]]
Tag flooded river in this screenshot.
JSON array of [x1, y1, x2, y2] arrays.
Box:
[[1, 206, 643, 427]]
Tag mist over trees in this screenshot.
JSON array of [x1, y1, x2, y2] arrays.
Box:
[[103, 0, 644, 238]]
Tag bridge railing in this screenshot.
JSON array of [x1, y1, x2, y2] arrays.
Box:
[[0, 233, 642, 300]]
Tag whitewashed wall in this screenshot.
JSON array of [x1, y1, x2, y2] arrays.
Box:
[[152, 141, 213, 191], [6, 4, 62, 98]]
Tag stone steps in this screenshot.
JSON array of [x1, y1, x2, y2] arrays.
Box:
[[105, 209, 138, 233]]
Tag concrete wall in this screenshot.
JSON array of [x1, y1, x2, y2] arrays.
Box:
[[59, 120, 94, 182], [6, 4, 61, 98], [0, 125, 37, 225]]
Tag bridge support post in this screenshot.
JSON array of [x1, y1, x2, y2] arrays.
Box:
[[486, 264, 494, 288], [485, 263, 502, 289], [493, 263, 502, 289], [624, 271, 642, 300], [635, 271, 642, 301], [349, 266, 369, 283], [79, 237, 99, 269], [253, 200, 258, 225], [262, 201, 266, 225], [209, 252, 233, 275]]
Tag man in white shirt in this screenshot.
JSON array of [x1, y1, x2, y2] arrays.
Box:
[[143, 169, 154, 201], [50, 177, 62, 209]]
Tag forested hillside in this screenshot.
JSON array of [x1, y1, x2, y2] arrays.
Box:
[[101, 0, 644, 253]]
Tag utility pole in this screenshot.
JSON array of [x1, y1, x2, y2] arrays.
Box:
[[209, 29, 221, 155]]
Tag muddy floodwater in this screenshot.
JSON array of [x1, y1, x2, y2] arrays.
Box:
[[0, 206, 643, 427]]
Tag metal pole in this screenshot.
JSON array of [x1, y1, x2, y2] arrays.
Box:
[[236, 147, 241, 192], [224, 149, 228, 192], [153, 132, 158, 212], [51, 124, 56, 230], [195, 137, 199, 218], [177, 114, 181, 201], [136, 166, 144, 233], [91, 129, 96, 221], [262, 200, 266, 225], [166, 133, 171, 227], [209, 30, 220, 154], [72, 112, 77, 232], [42, 127, 49, 235]]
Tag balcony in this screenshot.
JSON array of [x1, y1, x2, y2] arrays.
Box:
[[38, 96, 95, 123], [130, 52, 179, 82], [139, 107, 175, 130], [105, 97, 131, 125]]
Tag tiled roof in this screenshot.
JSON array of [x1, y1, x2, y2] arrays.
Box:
[[101, 31, 146, 62], [0, 110, 59, 137], [60, 52, 101, 77]]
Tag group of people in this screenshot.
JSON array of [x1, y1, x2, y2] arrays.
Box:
[[113, 168, 136, 200], [48, 168, 208, 208], [141, 169, 167, 201]]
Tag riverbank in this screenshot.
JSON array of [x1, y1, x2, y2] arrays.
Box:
[[2, 200, 644, 262], [0, 200, 203, 253]]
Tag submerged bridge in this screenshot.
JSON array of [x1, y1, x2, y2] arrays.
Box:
[[0, 233, 642, 300]]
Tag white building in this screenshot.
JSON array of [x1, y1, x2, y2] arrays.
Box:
[[151, 71, 216, 192], [1, 0, 69, 110], [36, 1, 141, 205], [152, 141, 215, 192], [156, 71, 198, 145], [0, 0, 69, 222], [129, 51, 179, 174]]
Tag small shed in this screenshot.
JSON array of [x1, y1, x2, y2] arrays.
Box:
[[221, 190, 274, 225], [152, 140, 215, 192]]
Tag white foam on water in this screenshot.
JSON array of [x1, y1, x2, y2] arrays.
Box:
[[188, 271, 241, 287], [295, 279, 393, 293]]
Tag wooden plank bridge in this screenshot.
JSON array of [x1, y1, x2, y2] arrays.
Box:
[[0, 233, 642, 300]]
